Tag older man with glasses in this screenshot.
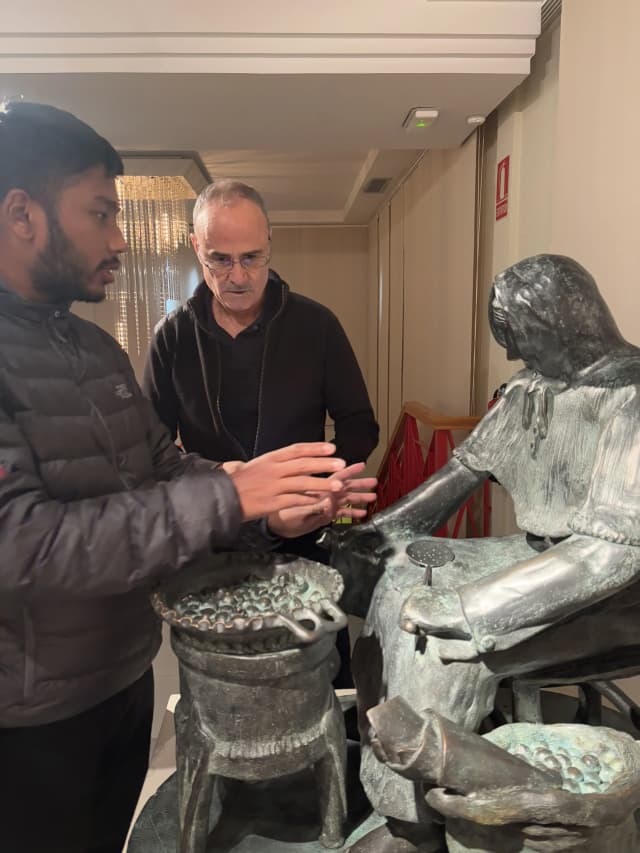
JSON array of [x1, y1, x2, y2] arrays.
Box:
[[143, 179, 379, 686]]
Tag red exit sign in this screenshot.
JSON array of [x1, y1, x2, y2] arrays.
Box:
[[496, 155, 510, 221]]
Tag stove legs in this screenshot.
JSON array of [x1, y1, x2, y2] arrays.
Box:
[[176, 702, 224, 853], [175, 696, 348, 852], [315, 695, 348, 848], [181, 749, 214, 853]]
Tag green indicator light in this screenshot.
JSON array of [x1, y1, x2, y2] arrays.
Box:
[[416, 120, 426, 128]]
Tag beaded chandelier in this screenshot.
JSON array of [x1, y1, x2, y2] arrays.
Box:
[[111, 175, 195, 356]]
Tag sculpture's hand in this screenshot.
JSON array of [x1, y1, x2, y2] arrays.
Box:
[[427, 785, 575, 821], [427, 787, 597, 848], [521, 824, 595, 852], [400, 586, 471, 640], [318, 521, 394, 618], [318, 520, 394, 572]]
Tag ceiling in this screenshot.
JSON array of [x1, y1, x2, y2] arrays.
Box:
[[0, 1, 543, 224]]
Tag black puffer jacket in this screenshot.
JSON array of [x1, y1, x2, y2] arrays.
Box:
[[143, 272, 379, 464], [0, 283, 243, 727]]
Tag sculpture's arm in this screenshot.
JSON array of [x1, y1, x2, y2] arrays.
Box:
[[370, 698, 639, 831], [319, 457, 487, 617], [367, 697, 560, 791], [459, 534, 639, 654], [372, 456, 488, 536]]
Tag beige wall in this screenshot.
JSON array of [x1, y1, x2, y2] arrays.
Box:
[[366, 138, 478, 473], [270, 226, 373, 455], [270, 225, 371, 392], [477, 1, 640, 401], [402, 141, 478, 416], [551, 0, 640, 339], [476, 17, 561, 413], [474, 17, 561, 535]]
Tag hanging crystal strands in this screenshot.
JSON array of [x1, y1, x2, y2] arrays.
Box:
[[112, 175, 195, 357]]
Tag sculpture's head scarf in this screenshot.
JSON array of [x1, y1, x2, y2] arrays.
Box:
[[489, 254, 640, 456], [489, 254, 640, 386]]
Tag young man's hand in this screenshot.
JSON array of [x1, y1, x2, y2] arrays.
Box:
[[267, 462, 377, 538], [228, 442, 347, 521]]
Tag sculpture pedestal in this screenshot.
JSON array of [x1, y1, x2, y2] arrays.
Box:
[[127, 741, 382, 852]]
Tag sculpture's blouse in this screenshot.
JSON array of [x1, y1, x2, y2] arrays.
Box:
[[455, 368, 639, 544]]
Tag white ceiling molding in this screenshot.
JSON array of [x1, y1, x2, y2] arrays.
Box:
[[0, 1, 540, 75], [0, 0, 543, 224], [0, 1, 542, 35]]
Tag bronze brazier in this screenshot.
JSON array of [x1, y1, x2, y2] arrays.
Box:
[[152, 552, 349, 853]]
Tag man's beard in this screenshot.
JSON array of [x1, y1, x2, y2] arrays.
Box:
[[30, 214, 111, 304]]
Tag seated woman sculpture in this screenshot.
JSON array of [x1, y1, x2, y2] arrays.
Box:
[[326, 254, 640, 853]]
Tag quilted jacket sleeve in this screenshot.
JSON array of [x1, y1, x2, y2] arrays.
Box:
[[115, 340, 280, 555], [113, 341, 215, 484], [0, 397, 243, 600]]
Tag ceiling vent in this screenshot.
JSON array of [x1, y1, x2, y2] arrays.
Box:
[[363, 177, 391, 194], [541, 0, 562, 31]]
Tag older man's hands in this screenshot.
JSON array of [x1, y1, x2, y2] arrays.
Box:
[[227, 442, 346, 521], [267, 461, 377, 538]]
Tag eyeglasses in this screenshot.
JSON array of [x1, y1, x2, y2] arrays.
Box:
[[198, 249, 271, 276]]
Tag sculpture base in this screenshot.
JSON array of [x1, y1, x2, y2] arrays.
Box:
[[127, 741, 383, 852]]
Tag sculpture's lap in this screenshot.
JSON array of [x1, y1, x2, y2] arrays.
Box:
[[355, 535, 530, 824], [355, 531, 640, 824]]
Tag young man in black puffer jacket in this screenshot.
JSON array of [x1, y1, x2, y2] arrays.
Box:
[[0, 101, 375, 853]]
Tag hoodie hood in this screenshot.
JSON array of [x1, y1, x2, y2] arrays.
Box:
[[489, 254, 640, 386]]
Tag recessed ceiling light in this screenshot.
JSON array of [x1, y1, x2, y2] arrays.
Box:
[[403, 108, 439, 133], [466, 115, 486, 126]]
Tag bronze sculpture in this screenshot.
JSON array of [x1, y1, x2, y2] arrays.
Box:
[[325, 254, 640, 853], [368, 698, 640, 853]]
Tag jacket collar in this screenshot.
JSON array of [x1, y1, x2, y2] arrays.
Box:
[[0, 280, 71, 323]]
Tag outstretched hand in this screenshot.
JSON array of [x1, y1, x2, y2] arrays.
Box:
[[267, 462, 377, 538], [228, 442, 346, 521]]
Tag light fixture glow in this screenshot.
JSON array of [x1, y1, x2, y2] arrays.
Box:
[[403, 108, 439, 133]]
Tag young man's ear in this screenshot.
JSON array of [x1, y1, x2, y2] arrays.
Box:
[[1, 188, 45, 242]]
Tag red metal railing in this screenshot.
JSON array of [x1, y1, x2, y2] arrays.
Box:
[[370, 401, 491, 537]]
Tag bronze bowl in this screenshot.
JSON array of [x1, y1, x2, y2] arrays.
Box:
[[151, 551, 347, 653]]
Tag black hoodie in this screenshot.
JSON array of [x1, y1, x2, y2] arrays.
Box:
[[143, 270, 379, 465]]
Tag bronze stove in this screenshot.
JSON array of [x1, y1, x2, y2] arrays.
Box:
[[153, 552, 349, 853]]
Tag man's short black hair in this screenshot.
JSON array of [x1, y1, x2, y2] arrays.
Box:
[[0, 100, 123, 204]]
